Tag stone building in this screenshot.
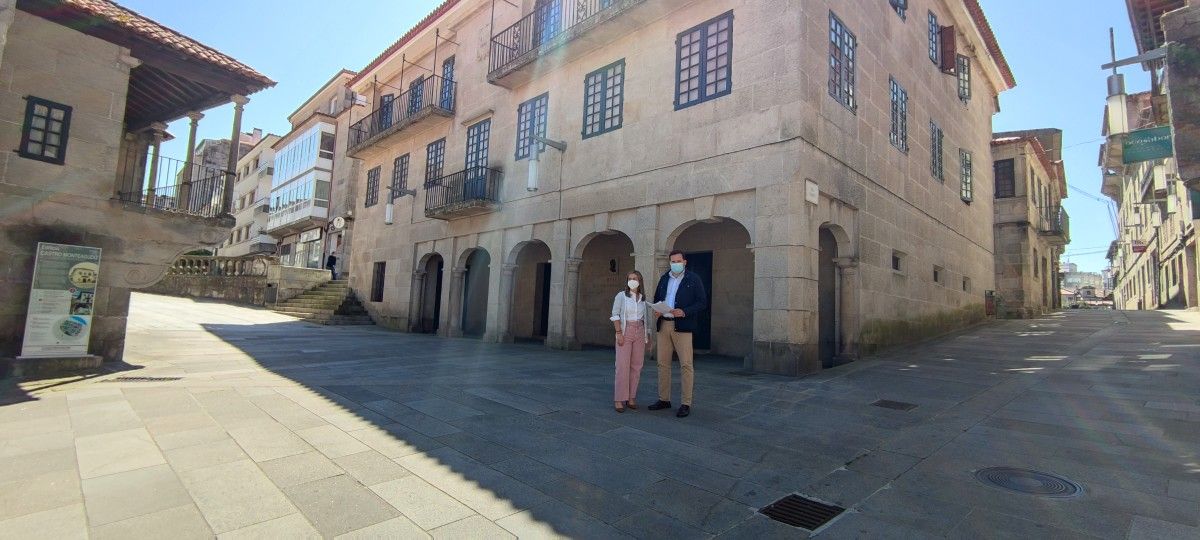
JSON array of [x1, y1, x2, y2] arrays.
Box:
[[0, 0, 272, 364], [344, 0, 1015, 375], [221, 133, 282, 257], [266, 69, 359, 275], [1101, 0, 1199, 310], [990, 130, 1069, 318]]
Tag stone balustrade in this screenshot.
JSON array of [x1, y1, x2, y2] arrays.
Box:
[[167, 255, 273, 277]]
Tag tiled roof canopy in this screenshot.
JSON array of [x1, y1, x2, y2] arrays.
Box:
[[18, 0, 275, 128]]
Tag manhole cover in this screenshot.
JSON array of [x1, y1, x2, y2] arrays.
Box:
[[974, 467, 1082, 498], [871, 399, 918, 411], [104, 376, 182, 383], [759, 494, 845, 530]]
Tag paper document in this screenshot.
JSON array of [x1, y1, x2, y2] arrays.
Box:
[[650, 302, 674, 317]]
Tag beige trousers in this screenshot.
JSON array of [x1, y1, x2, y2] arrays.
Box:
[[656, 320, 694, 405]]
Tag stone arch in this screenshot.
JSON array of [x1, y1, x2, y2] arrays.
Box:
[[669, 218, 754, 359], [457, 247, 491, 338], [573, 230, 636, 348], [663, 214, 756, 253], [412, 251, 445, 334], [504, 240, 553, 342]]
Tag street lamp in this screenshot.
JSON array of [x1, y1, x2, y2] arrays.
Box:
[[384, 184, 415, 225], [527, 135, 567, 192]]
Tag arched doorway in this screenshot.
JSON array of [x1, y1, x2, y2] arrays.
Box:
[[509, 241, 552, 342], [671, 219, 753, 358], [818, 227, 838, 368], [575, 232, 635, 347], [461, 248, 490, 337], [417, 254, 443, 334]]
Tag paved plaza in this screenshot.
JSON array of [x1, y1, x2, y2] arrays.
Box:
[[1, 294, 1199, 539]]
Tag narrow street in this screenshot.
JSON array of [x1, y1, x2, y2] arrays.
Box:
[[1, 293, 1198, 539]]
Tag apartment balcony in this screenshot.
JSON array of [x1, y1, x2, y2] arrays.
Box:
[[347, 75, 456, 156], [425, 166, 502, 220], [1039, 205, 1070, 246], [115, 147, 230, 218], [254, 201, 270, 215], [265, 201, 328, 238], [487, 0, 661, 87]]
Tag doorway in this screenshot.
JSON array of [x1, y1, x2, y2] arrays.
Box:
[[684, 251, 713, 351], [818, 228, 837, 368]]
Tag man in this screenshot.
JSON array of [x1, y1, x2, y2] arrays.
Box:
[[649, 250, 707, 417], [325, 253, 338, 280]]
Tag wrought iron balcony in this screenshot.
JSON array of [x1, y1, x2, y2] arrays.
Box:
[[488, 0, 648, 86], [347, 75, 456, 155], [425, 166, 502, 219], [115, 147, 229, 218], [1039, 205, 1070, 245]]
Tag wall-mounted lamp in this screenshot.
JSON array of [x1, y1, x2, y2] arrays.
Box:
[[527, 135, 567, 192], [383, 184, 416, 225]]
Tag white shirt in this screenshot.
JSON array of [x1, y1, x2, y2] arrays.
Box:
[[609, 292, 651, 343]]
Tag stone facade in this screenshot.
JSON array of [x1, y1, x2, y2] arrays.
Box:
[[990, 131, 1068, 318], [0, 3, 270, 364], [345, 0, 1014, 374]]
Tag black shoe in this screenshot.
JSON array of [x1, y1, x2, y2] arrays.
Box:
[[647, 400, 672, 411], [676, 405, 691, 417]]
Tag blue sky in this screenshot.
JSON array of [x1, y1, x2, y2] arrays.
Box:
[[128, 0, 1143, 273]]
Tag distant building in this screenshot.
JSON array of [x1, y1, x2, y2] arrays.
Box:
[[221, 133, 281, 257], [991, 129, 1069, 318], [265, 70, 358, 273]]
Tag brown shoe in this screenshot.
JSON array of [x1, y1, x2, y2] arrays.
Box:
[[626, 401, 638, 410], [614, 402, 625, 413]]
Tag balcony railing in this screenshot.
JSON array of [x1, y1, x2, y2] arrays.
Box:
[[347, 75, 456, 154], [165, 254, 272, 277], [425, 166, 502, 219], [115, 147, 229, 218], [1039, 205, 1070, 243], [489, 0, 627, 79]]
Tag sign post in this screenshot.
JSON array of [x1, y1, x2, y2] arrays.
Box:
[[20, 242, 102, 358]]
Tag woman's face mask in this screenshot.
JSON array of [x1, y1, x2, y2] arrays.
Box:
[[627, 279, 640, 290]]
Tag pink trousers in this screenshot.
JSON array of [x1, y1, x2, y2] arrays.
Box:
[[614, 320, 646, 402]]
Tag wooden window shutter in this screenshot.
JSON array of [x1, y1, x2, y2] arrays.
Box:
[[939, 25, 957, 73]]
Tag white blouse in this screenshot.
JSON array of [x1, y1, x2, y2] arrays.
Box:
[[609, 292, 652, 343]]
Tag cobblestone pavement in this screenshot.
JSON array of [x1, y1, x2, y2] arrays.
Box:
[[1, 293, 1198, 539]]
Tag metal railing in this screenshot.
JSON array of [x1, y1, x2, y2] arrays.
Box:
[[425, 166, 502, 216], [166, 255, 273, 277], [115, 147, 229, 217], [1039, 205, 1070, 238], [348, 75, 456, 153], [489, 0, 621, 76]]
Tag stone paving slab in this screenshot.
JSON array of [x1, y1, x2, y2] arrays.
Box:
[[1, 294, 1198, 538]]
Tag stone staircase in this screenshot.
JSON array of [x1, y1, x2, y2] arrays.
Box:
[[272, 280, 374, 326]]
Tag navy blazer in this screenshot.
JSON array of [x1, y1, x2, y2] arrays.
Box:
[[653, 270, 708, 333]]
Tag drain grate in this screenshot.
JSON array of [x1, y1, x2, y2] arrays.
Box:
[[871, 399, 918, 411], [974, 467, 1083, 498], [104, 376, 182, 383], [759, 494, 845, 530]]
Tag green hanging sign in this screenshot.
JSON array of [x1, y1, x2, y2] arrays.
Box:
[[1123, 126, 1173, 164]]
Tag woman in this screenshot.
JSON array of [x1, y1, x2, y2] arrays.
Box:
[[610, 270, 652, 412]]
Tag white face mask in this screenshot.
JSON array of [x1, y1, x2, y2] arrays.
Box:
[[627, 280, 640, 291]]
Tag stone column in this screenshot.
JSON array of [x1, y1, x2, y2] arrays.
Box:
[[178, 111, 203, 211], [447, 267, 466, 337], [221, 95, 248, 216], [545, 219, 572, 349], [408, 270, 426, 332], [562, 257, 583, 350], [142, 123, 167, 206], [496, 263, 518, 343], [834, 257, 860, 362]]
